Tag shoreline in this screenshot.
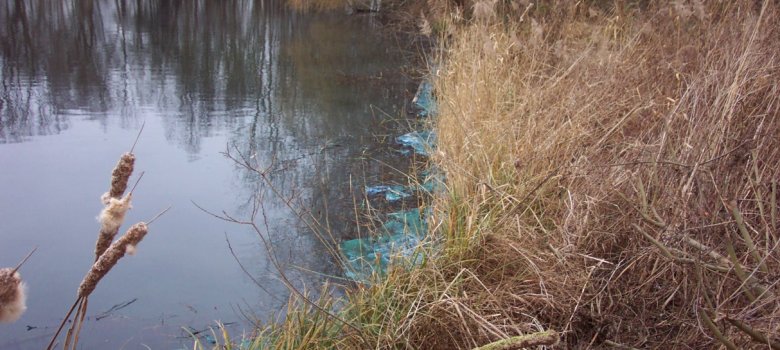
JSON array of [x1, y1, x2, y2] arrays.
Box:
[[238, 2, 780, 349]]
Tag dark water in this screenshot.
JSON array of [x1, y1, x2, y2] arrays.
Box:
[[0, 1, 413, 348]]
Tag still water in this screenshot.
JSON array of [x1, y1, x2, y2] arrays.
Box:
[[0, 1, 413, 348]]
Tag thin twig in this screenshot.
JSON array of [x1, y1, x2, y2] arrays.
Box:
[[147, 206, 172, 225], [224, 234, 285, 303], [130, 121, 145, 154], [128, 171, 145, 196]]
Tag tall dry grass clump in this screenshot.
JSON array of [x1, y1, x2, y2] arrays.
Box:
[[425, 0, 780, 348]]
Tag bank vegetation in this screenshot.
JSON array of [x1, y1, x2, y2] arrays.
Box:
[[222, 1, 780, 349]]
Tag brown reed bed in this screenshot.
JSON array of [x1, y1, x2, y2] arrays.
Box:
[[243, 1, 780, 349], [188, 1, 780, 348], [423, 0, 780, 348]]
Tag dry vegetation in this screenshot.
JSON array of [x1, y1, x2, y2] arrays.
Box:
[[246, 1, 780, 349], [429, 0, 780, 348]]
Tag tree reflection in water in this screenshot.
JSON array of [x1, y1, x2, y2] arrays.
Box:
[[0, 1, 412, 348]]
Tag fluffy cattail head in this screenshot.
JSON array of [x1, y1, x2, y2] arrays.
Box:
[[98, 194, 132, 234], [95, 194, 133, 260], [79, 222, 148, 298], [102, 153, 135, 205], [0, 268, 27, 323]]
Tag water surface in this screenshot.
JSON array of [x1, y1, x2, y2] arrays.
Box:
[[0, 1, 412, 348]]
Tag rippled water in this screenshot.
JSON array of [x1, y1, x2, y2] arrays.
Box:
[[0, 1, 412, 348]]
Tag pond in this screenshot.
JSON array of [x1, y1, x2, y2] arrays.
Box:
[[0, 1, 414, 348]]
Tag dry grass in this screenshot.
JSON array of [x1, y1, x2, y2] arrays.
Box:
[[286, 0, 348, 11], [240, 1, 780, 349], [427, 0, 780, 348]]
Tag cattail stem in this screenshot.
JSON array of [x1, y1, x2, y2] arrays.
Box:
[[46, 297, 82, 350], [64, 298, 88, 350]]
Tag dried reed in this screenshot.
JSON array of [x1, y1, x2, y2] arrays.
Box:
[[423, 0, 780, 347]]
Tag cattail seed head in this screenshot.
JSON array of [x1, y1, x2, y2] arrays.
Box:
[[95, 194, 132, 260], [98, 194, 132, 234], [103, 153, 135, 205], [0, 268, 27, 323], [79, 222, 148, 298]]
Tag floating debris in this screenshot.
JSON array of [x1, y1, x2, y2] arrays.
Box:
[[412, 80, 437, 117], [341, 208, 431, 281], [343, 77, 443, 283], [396, 131, 436, 157], [419, 168, 445, 194], [95, 298, 138, 321], [365, 185, 413, 202]]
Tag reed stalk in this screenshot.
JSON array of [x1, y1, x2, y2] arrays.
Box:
[[699, 308, 738, 350]]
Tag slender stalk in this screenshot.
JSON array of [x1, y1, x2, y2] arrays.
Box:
[[726, 318, 780, 350], [46, 297, 82, 350], [729, 200, 767, 274], [771, 181, 777, 235], [11, 246, 37, 274], [472, 330, 559, 350], [724, 230, 757, 302], [698, 308, 738, 350]]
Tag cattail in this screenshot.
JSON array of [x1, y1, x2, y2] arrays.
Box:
[[94, 194, 132, 259], [0, 268, 27, 323], [79, 222, 148, 298], [101, 153, 135, 205]]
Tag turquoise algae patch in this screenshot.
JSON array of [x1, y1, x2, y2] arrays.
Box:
[[342, 78, 442, 283], [340, 208, 431, 281]]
